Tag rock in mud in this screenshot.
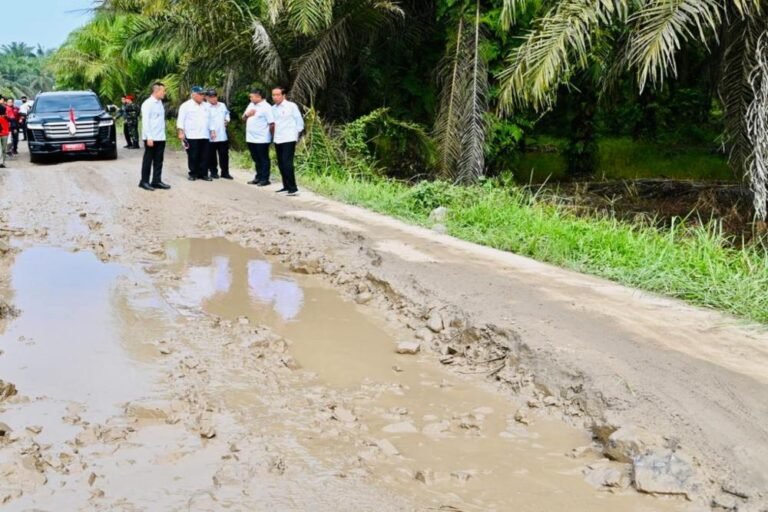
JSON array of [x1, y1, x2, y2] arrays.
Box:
[[0, 240, 10, 255], [426, 310, 444, 333], [584, 460, 631, 489], [0, 380, 17, 401], [396, 341, 421, 355], [414, 328, 434, 343], [513, 408, 531, 425], [604, 425, 661, 463], [290, 253, 324, 274], [429, 207, 449, 223], [632, 450, 695, 497], [355, 292, 373, 305]]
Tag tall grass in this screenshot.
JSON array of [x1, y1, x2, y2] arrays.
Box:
[[301, 173, 768, 324]]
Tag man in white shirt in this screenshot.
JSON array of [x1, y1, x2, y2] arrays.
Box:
[[177, 86, 212, 181], [271, 86, 304, 195], [206, 89, 233, 180], [139, 82, 171, 191], [243, 88, 275, 186]]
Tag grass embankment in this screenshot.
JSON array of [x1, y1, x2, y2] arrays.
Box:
[[298, 173, 768, 325]]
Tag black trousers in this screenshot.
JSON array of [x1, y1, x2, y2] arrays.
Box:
[[208, 140, 230, 177], [275, 141, 298, 192], [186, 139, 210, 179], [248, 142, 271, 183], [141, 140, 166, 185], [9, 120, 19, 154]]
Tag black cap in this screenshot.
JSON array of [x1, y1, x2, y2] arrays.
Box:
[[191, 85, 205, 94], [204, 88, 216, 97]]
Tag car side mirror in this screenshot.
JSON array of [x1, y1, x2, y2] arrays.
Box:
[[106, 105, 118, 114]]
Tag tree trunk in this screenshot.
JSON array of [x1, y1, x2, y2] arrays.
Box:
[[565, 84, 598, 179]]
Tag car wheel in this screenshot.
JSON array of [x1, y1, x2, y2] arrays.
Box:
[[30, 153, 46, 164], [102, 149, 118, 160]]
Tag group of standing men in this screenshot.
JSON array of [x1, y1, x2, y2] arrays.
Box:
[[136, 82, 304, 196]]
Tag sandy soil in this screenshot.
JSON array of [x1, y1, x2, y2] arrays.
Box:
[[0, 146, 766, 511]]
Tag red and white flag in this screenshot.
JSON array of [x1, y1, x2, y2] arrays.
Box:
[[67, 107, 77, 135]]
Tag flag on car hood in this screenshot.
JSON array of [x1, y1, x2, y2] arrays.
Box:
[[67, 107, 77, 135]]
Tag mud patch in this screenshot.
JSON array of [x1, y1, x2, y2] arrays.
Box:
[[162, 238, 693, 512], [0, 246, 165, 419]]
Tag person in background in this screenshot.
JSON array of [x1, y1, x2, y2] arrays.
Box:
[[139, 82, 171, 191], [18, 96, 30, 141], [117, 95, 141, 149], [0, 105, 9, 168], [206, 89, 233, 180], [5, 98, 19, 157], [243, 88, 274, 186], [271, 86, 304, 196], [177, 86, 212, 182]]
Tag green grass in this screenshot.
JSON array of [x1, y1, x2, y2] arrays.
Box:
[[299, 172, 768, 325], [515, 137, 732, 183]]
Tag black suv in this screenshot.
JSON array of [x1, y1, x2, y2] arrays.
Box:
[[26, 91, 117, 163]]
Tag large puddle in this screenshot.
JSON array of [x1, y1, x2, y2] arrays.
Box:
[[0, 247, 168, 429], [165, 238, 692, 512]]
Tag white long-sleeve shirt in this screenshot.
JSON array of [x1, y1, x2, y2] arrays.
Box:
[[272, 100, 304, 144], [208, 102, 230, 142], [244, 100, 274, 144], [177, 99, 211, 140], [141, 96, 166, 141]]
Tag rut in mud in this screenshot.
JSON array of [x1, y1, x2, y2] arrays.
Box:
[[0, 148, 765, 510]]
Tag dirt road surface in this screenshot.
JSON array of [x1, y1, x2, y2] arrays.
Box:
[[0, 146, 766, 511]]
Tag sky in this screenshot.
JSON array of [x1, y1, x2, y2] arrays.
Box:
[[3, 0, 93, 50]]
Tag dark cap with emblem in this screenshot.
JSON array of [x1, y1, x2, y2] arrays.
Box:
[[191, 86, 205, 94], [205, 88, 217, 97]]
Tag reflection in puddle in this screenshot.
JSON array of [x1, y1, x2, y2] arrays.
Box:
[[164, 238, 690, 512], [0, 247, 161, 421], [166, 239, 304, 322]]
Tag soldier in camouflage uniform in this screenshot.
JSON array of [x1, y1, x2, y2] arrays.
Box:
[[117, 95, 141, 149]]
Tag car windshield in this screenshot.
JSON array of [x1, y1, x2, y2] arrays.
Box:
[[34, 95, 102, 113]]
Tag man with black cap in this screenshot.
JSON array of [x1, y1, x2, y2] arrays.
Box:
[[206, 89, 232, 179], [243, 88, 274, 186], [177, 86, 212, 181]]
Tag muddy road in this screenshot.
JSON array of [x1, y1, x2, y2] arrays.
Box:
[[0, 146, 766, 511]]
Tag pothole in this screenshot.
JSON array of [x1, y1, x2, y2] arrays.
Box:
[[163, 238, 694, 512]]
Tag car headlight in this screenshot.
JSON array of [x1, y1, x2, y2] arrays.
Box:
[[98, 119, 114, 127], [26, 123, 43, 130]]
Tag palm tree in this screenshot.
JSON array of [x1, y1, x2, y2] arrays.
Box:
[[496, 0, 768, 218]]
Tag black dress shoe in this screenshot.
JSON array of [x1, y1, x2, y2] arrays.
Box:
[[139, 182, 155, 191], [188, 176, 197, 181], [131, 145, 141, 149], [247, 179, 260, 185], [221, 174, 234, 180], [201, 176, 213, 182], [124, 145, 132, 149], [211, 174, 220, 179], [151, 182, 171, 190], [257, 181, 271, 187], [287, 190, 299, 196], [275, 188, 288, 193]]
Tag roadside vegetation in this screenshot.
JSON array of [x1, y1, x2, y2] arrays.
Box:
[[51, 0, 768, 323], [0, 43, 55, 97]]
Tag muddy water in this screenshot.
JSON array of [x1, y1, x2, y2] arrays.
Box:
[[165, 238, 692, 512], [0, 246, 166, 424]]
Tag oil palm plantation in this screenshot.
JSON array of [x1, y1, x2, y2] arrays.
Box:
[[497, 0, 768, 217]]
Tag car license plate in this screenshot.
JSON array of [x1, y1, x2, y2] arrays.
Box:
[[62, 143, 86, 152]]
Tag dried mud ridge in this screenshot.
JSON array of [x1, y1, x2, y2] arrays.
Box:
[[0, 196, 763, 511]]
